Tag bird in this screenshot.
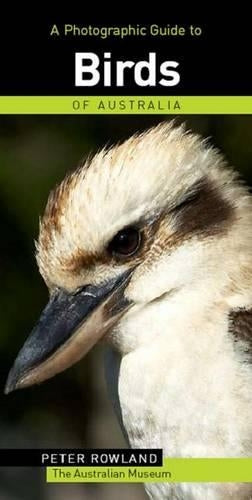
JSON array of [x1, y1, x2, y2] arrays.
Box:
[[4, 121, 252, 499]]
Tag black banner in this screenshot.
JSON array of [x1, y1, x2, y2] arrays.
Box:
[[0, 14, 250, 95], [0, 449, 163, 467]]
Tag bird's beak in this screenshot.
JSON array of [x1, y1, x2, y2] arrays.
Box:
[[5, 269, 132, 394]]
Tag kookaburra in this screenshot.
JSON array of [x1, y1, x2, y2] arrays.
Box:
[[5, 122, 252, 499]]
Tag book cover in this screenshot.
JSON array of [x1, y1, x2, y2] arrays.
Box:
[[0, 14, 251, 500]]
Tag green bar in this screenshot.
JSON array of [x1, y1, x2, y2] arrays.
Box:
[[46, 458, 252, 483], [0, 96, 251, 114]]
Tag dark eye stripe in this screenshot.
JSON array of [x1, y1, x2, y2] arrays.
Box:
[[173, 178, 234, 238]]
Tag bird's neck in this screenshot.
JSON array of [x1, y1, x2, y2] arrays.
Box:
[[107, 282, 228, 355], [106, 282, 252, 457]]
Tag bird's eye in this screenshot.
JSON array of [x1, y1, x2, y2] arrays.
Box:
[[108, 227, 141, 258]]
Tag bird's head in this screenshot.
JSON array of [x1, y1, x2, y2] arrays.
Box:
[[5, 122, 252, 393]]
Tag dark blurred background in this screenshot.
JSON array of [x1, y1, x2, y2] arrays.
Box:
[[0, 115, 252, 500]]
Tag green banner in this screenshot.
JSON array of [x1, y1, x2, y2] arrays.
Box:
[[46, 458, 252, 483], [0, 96, 252, 114]]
